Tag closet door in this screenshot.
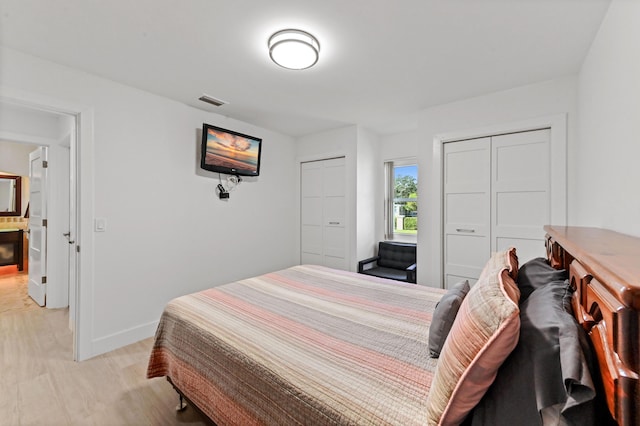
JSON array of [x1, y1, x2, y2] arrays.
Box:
[[491, 129, 550, 263], [443, 128, 553, 288], [443, 138, 491, 288], [300, 157, 347, 270]]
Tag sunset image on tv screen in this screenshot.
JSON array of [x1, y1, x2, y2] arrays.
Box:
[[204, 128, 260, 173]]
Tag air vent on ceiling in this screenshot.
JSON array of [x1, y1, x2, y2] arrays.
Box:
[[198, 94, 227, 107]]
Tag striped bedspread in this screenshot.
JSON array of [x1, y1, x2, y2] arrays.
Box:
[[147, 265, 444, 425]]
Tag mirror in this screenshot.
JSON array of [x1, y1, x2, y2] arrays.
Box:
[[0, 175, 22, 217]]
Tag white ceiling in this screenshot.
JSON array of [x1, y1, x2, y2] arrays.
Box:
[[0, 0, 611, 137]]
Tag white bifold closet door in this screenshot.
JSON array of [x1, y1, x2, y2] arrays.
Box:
[[443, 138, 491, 288], [300, 157, 348, 270], [444, 129, 551, 288], [491, 130, 551, 265]]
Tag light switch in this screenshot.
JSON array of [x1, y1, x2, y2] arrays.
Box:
[[94, 217, 107, 232]]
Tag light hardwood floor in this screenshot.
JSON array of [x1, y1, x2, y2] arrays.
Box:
[[0, 266, 209, 425]]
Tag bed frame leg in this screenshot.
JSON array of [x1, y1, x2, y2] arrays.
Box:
[[176, 394, 187, 412]]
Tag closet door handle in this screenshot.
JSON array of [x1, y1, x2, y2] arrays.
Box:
[[456, 228, 475, 233]]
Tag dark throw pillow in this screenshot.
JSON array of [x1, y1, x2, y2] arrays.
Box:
[[517, 257, 568, 303], [428, 279, 470, 358], [468, 279, 614, 426]]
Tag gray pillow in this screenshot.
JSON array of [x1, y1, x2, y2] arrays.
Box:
[[428, 280, 470, 358], [469, 279, 610, 426], [517, 257, 568, 304]]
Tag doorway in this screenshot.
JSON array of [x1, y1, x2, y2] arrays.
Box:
[[0, 97, 82, 359], [300, 157, 348, 270]]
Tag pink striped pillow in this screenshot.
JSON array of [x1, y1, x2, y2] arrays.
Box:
[[426, 248, 520, 425]]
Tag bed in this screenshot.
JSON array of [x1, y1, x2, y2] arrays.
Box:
[[147, 226, 639, 425]]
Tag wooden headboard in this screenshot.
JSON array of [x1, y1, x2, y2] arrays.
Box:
[[544, 225, 639, 425]]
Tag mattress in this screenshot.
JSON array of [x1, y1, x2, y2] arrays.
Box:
[[147, 265, 444, 425]]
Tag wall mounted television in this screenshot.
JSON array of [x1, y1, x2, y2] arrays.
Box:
[[200, 123, 262, 176]]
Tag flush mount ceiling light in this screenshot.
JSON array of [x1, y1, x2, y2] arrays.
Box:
[[268, 29, 320, 70]]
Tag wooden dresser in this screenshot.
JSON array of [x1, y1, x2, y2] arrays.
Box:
[[544, 225, 640, 425]]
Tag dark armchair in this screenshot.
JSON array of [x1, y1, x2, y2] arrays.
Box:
[[358, 241, 417, 284]]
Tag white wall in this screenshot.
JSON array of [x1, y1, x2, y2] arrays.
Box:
[[379, 131, 420, 166], [576, 0, 640, 237], [0, 140, 34, 177], [379, 76, 579, 287], [1, 46, 298, 358], [0, 103, 62, 142], [356, 127, 379, 262]]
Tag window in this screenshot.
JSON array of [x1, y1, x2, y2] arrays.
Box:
[[384, 160, 418, 240]]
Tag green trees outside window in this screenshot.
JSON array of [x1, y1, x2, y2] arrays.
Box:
[[393, 165, 418, 235]]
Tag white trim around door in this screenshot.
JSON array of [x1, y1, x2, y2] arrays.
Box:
[[0, 85, 95, 361], [431, 113, 568, 288]]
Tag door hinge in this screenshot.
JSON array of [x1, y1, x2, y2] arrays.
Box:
[[42, 160, 48, 168], [42, 276, 47, 284], [76, 245, 80, 253], [43, 219, 48, 227]]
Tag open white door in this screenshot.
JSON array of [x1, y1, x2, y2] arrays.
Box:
[[28, 147, 48, 306]]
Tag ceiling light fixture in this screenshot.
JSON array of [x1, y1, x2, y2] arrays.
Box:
[[268, 29, 320, 70]]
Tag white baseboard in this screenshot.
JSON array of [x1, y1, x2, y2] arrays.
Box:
[[89, 320, 159, 359]]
